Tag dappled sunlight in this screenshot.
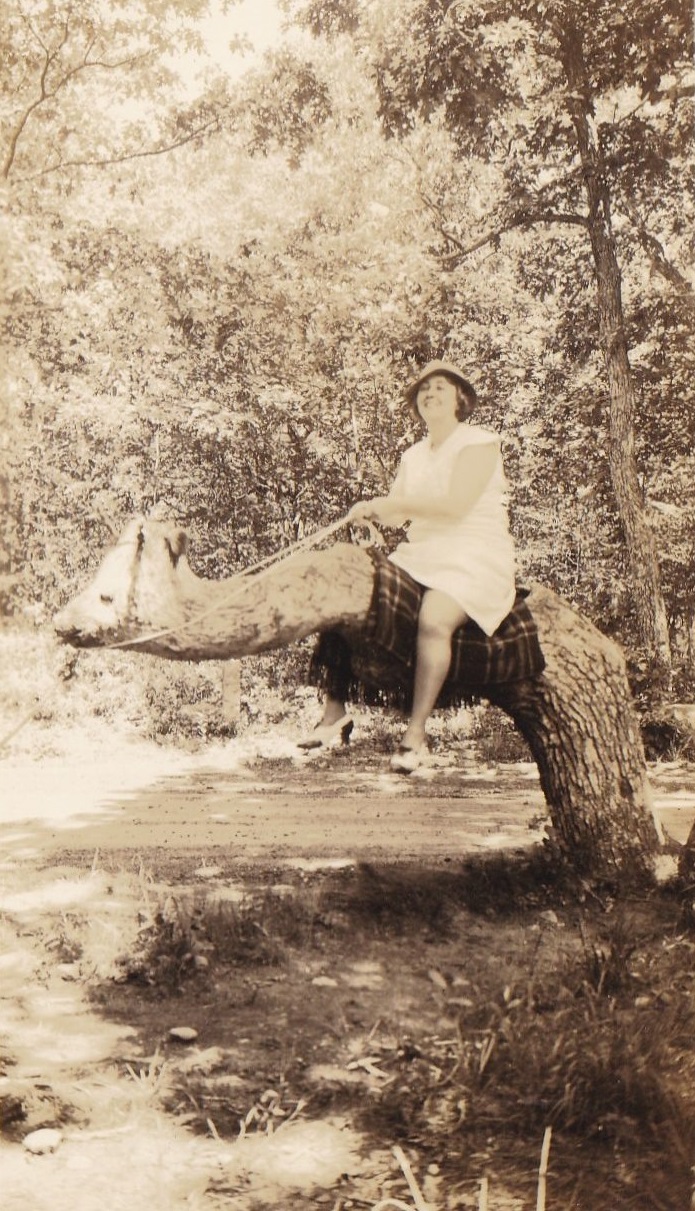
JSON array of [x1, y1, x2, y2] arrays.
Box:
[[0, 858, 370, 1211]]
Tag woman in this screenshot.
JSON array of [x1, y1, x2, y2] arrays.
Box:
[[299, 359, 517, 772]]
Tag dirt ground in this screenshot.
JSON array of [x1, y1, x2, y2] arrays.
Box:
[[2, 729, 695, 1211], [1, 727, 547, 860]]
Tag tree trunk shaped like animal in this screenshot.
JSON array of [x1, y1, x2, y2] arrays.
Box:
[[54, 518, 661, 885]]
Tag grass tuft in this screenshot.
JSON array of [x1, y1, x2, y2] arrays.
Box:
[[115, 885, 330, 988]]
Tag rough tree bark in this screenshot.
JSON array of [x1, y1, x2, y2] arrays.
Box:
[[487, 594, 657, 884], [557, 13, 672, 681], [54, 518, 661, 885]]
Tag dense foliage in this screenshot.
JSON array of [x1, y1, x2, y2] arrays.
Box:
[[3, 0, 694, 696]]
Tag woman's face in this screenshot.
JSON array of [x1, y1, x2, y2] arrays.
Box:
[[416, 374, 459, 426]]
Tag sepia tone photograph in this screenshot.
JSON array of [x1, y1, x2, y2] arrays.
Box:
[[2, 1, 695, 1207]]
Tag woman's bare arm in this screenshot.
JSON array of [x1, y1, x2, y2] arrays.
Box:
[[349, 442, 498, 526]]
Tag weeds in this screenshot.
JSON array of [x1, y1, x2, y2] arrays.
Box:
[[104, 862, 695, 1210], [467, 704, 532, 765], [577, 911, 640, 996], [44, 912, 85, 963], [116, 885, 329, 987], [474, 983, 683, 1139], [351, 899, 695, 1209]]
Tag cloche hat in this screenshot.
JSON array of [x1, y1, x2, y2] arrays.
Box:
[[404, 359, 477, 406]]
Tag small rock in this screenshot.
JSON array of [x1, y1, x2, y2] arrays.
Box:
[[23, 1128, 63, 1154], [174, 1046, 227, 1075], [56, 962, 81, 981], [169, 1026, 198, 1042], [312, 976, 338, 988]]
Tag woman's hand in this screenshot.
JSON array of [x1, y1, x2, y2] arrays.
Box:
[[347, 497, 407, 526]]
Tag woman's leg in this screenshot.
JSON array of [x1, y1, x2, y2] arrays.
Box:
[[297, 691, 352, 749], [319, 695, 349, 726], [298, 632, 353, 748], [308, 632, 351, 725], [401, 589, 468, 749]]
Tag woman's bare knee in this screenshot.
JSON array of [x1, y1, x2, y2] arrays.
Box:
[[417, 590, 468, 640]]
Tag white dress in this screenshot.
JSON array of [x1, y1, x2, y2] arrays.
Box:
[[388, 423, 516, 636]]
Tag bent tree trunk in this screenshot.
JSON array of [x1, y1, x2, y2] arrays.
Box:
[[54, 519, 660, 885], [487, 592, 657, 883]]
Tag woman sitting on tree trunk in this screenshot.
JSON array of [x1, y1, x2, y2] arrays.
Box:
[[298, 359, 518, 772]]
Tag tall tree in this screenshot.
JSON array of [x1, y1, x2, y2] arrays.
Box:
[[547, 3, 686, 684]]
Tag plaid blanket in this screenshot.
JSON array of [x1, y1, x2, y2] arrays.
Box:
[[309, 549, 545, 710]]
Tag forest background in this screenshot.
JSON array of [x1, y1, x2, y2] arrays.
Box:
[[2, 0, 694, 747]]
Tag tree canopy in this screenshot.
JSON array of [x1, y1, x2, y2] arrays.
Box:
[[3, 0, 694, 697]]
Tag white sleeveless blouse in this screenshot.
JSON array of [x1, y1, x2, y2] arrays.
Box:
[[388, 423, 516, 636]]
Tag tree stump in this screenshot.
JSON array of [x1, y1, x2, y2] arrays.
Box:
[[221, 660, 242, 727]]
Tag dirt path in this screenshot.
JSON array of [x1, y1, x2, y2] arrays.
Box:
[[3, 735, 694, 865], [3, 776, 548, 862], [1, 735, 549, 863]]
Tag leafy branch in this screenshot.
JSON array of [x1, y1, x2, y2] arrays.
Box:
[[12, 116, 220, 182], [4, 4, 153, 179], [420, 187, 587, 266], [622, 199, 695, 307], [400, 133, 588, 267]]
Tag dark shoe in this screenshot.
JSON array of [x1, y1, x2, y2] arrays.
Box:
[[390, 743, 429, 774], [297, 715, 354, 750]]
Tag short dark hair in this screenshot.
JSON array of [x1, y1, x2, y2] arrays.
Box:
[[407, 372, 477, 424]]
